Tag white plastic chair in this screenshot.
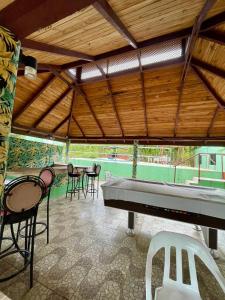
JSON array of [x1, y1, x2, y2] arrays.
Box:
[[146, 231, 225, 300]]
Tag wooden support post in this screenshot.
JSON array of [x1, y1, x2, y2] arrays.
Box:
[[132, 140, 139, 179], [65, 139, 70, 163], [128, 140, 139, 236]]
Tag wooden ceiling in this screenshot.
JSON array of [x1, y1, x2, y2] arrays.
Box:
[[1, 0, 225, 145]]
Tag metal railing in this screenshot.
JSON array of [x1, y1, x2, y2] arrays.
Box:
[[173, 153, 225, 183]]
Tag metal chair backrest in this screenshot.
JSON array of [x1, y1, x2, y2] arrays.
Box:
[[67, 163, 73, 174], [3, 176, 45, 213], [39, 167, 55, 188], [95, 164, 101, 176], [146, 231, 225, 300]]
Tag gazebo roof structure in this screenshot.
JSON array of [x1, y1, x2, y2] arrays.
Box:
[[1, 0, 225, 145]]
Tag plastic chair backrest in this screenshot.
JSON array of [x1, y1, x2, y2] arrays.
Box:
[[3, 176, 45, 213], [39, 167, 55, 188], [146, 231, 225, 300], [67, 163, 73, 174], [95, 164, 101, 176]]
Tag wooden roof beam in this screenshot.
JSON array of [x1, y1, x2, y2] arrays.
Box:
[[12, 123, 66, 140], [192, 58, 225, 79], [67, 90, 77, 137], [174, 0, 216, 137], [192, 66, 225, 110], [0, 0, 95, 39], [72, 116, 85, 137], [207, 106, 219, 137], [52, 115, 70, 133], [13, 73, 56, 121], [93, 0, 137, 49], [22, 39, 94, 61], [33, 87, 72, 128], [137, 51, 148, 136], [200, 30, 225, 46], [96, 63, 124, 136], [62, 10, 225, 71]]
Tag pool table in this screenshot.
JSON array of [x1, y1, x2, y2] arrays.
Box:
[[101, 178, 225, 251]]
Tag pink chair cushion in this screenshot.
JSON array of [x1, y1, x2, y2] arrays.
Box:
[[40, 170, 53, 187]]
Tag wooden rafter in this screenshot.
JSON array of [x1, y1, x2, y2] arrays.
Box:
[[67, 68, 105, 137], [67, 90, 76, 137], [191, 58, 225, 79], [51, 70, 74, 88], [93, 0, 137, 49], [192, 66, 225, 110], [174, 0, 216, 137], [33, 87, 72, 128], [137, 51, 148, 136], [72, 116, 85, 137], [207, 106, 219, 137], [14, 73, 56, 121], [96, 63, 124, 136], [0, 0, 95, 39], [200, 30, 225, 46], [52, 115, 70, 133], [62, 10, 225, 71], [22, 39, 94, 61]]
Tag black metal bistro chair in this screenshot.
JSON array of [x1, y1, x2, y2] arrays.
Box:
[[0, 176, 45, 288], [66, 164, 83, 200], [85, 164, 101, 199], [19, 167, 55, 244]]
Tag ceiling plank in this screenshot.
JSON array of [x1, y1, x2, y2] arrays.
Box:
[[13, 73, 56, 121], [68, 67, 105, 137], [33, 87, 72, 128], [192, 58, 225, 79], [52, 115, 70, 133], [192, 66, 225, 110], [0, 0, 95, 39], [174, 0, 216, 137], [96, 64, 124, 136], [62, 10, 225, 71], [200, 30, 225, 46], [72, 116, 85, 137], [22, 39, 94, 61], [137, 51, 148, 136], [93, 0, 137, 49], [67, 90, 76, 137]]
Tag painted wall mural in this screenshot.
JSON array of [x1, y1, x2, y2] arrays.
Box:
[[7, 136, 63, 170], [0, 26, 20, 200]]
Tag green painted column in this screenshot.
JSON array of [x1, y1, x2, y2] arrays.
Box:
[[65, 139, 70, 163], [132, 140, 138, 178], [0, 26, 20, 202]]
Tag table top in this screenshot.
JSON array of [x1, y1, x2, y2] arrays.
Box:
[[101, 178, 225, 219]]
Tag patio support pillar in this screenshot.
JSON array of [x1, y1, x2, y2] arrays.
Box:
[[65, 139, 70, 163], [0, 26, 20, 201], [132, 140, 139, 179], [128, 140, 139, 236]]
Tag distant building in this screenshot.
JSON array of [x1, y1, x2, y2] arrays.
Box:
[[194, 147, 225, 178]]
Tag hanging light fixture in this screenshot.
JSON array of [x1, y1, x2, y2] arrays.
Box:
[[20, 50, 37, 79]]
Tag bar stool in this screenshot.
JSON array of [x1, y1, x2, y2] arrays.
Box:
[[85, 164, 101, 199], [19, 167, 55, 244], [0, 175, 45, 288], [66, 164, 82, 200]]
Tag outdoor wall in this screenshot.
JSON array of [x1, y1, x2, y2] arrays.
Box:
[[0, 26, 20, 199], [7, 136, 63, 170], [71, 158, 222, 184], [194, 146, 225, 172]]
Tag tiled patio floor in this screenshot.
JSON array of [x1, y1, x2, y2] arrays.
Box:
[[1, 185, 225, 299]]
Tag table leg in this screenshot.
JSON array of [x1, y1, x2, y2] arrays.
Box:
[[201, 226, 219, 258], [127, 211, 135, 236]]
